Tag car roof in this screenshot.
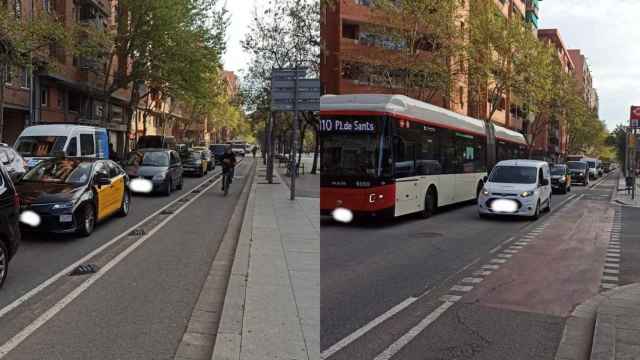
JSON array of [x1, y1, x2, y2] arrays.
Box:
[[136, 148, 171, 152], [20, 124, 104, 136], [495, 159, 548, 168]]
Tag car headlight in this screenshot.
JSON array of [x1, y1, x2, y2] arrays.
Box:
[[153, 172, 166, 180], [52, 201, 74, 210], [482, 188, 490, 196], [520, 190, 535, 197]]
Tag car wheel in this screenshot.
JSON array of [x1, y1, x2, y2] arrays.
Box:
[[118, 191, 130, 217], [164, 179, 172, 196], [0, 241, 8, 289], [177, 176, 183, 190], [420, 189, 436, 219], [545, 196, 551, 212], [77, 204, 95, 237], [529, 201, 540, 220]]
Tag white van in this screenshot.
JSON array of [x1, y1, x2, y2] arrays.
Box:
[[478, 160, 551, 220], [14, 124, 110, 168]]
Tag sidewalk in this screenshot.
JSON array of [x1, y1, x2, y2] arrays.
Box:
[[276, 155, 319, 198], [212, 161, 320, 360], [555, 284, 640, 360], [612, 172, 640, 207]]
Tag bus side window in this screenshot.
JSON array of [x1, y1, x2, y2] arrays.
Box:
[[439, 128, 456, 174]]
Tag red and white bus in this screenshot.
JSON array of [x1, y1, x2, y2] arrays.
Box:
[[320, 94, 527, 219]]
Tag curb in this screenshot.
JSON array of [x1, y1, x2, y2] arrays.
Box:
[[554, 285, 635, 360], [210, 166, 258, 360], [172, 160, 256, 360]]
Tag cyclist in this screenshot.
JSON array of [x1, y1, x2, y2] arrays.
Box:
[[221, 146, 237, 191]]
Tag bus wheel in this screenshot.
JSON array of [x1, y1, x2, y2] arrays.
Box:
[[421, 189, 436, 219]]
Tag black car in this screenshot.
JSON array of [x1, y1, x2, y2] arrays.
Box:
[[567, 161, 589, 186], [0, 164, 21, 289], [124, 149, 183, 196], [179, 149, 208, 177], [209, 144, 228, 165], [15, 158, 130, 237], [550, 164, 571, 194], [0, 144, 27, 182]]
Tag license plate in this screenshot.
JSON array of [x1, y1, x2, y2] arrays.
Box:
[[60, 214, 73, 223]]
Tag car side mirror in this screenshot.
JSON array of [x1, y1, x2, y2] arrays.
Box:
[[95, 174, 111, 186]]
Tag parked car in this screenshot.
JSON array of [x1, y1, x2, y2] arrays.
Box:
[[209, 144, 228, 165], [136, 135, 177, 150], [478, 160, 551, 220], [567, 161, 589, 186], [0, 144, 27, 182], [0, 164, 21, 289], [179, 149, 208, 177], [16, 158, 130, 236], [550, 164, 571, 194], [584, 158, 599, 179], [602, 161, 612, 173], [191, 147, 214, 171], [124, 149, 183, 196], [229, 143, 246, 157], [14, 124, 109, 169]]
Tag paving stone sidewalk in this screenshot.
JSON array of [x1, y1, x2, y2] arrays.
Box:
[[212, 164, 319, 360]]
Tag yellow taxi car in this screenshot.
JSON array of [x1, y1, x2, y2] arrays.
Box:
[[16, 158, 130, 236], [550, 163, 571, 194], [180, 149, 209, 177]]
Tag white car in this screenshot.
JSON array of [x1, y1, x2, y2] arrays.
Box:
[[478, 160, 552, 220]]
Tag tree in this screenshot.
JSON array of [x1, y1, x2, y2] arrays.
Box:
[[242, 0, 320, 172], [0, 2, 108, 139], [101, 0, 228, 150]]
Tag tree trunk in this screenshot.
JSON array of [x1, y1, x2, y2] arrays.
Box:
[[311, 127, 319, 174]]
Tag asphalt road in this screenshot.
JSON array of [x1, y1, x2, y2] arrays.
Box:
[[321, 171, 625, 360], [0, 158, 253, 359]]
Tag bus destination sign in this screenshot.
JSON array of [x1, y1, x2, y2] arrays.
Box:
[[320, 119, 376, 133]]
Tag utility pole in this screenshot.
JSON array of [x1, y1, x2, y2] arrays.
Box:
[[289, 64, 299, 200]]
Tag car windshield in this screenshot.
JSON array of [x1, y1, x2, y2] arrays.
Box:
[[231, 144, 245, 150], [551, 166, 566, 175], [127, 151, 169, 167], [568, 161, 587, 170], [489, 166, 537, 184], [15, 136, 67, 157], [211, 146, 226, 154], [22, 160, 92, 184], [181, 151, 201, 161], [587, 161, 596, 168]]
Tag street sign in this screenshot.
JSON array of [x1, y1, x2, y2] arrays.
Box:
[[270, 68, 320, 112], [630, 106, 640, 128]]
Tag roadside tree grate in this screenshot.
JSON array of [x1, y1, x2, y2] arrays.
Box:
[[129, 228, 146, 236], [161, 209, 175, 215], [191, 189, 202, 194], [69, 264, 98, 276]]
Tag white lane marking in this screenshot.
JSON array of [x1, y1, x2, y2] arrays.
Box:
[[601, 283, 618, 289], [603, 269, 620, 275], [439, 295, 461, 302], [482, 265, 499, 270], [490, 259, 507, 264], [373, 301, 456, 360], [489, 245, 502, 254], [461, 277, 483, 284], [514, 242, 530, 246], [497, 253, 512, 259], [320, 296, 418, 360], [606, 253, 621, 258], [602, 275, 619, 282], [604, 263, 620, 268], [607, 249, 621, 253], [503, 249, 518, 254], [509, 246, 523, 250], [473, 270, 492, 277], [0, 174, 227, 358], [450, 285, 473, 292], [0, 169, 225, 321]]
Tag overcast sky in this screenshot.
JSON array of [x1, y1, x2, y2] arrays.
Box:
[[539, 0, 636, 131], [222, 0, 268, 78]]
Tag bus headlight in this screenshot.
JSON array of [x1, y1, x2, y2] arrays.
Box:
[[332, 207, 353, 223]]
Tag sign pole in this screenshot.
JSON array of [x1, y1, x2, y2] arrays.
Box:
[[267, 111, 274, 184]]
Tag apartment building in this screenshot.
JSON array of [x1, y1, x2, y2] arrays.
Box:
[[568, 49, 599, 116], [320, 0, 541, 132], [535, 28, 574, 161]]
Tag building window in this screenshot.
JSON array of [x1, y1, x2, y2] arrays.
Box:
[[41, 88, 49, 107], [3, 65, 11, 85], [342, 23, 358, 40], [43, 0, 53, 13]]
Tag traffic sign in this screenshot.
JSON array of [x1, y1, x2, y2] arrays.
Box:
[[270, 68, 320, 112]]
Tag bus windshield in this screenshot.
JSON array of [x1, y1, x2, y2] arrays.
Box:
[[320, 116, 391, 178]]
